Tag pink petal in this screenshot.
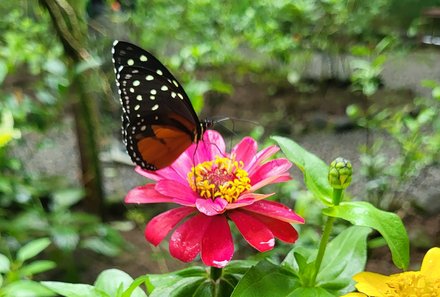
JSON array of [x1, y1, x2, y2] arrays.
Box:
[[243, 200, 305, 224], [196, 198, 228, 216], [247, 145, 280, 174], [125, 184, 174, 204], [247, 212, 299, 243], [166, 154, 195, 184], [228, 210, 274, 252], [226, 193, 274, 209], [203, 130, 226, 159], [231, 137, 257, 166], [145, 207, 196, 246], [186, 130, 226, 164], [169, 213, 212, 263], [249, 158, 292, 186], [155, 180, 198, 206], [250, 174, 292, 192], [136, 165, 188, 186], [135, 166, 163, 181], [201, 215, 234, 268]]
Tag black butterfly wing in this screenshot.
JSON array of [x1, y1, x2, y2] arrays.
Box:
[[112, 41, 202, 170], [112, 41, 199, 122]]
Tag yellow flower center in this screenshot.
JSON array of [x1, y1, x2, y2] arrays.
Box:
[[384, 271, 439, 297], [187, 156, 251, 203]]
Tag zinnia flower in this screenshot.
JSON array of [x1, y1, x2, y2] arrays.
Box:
[[125, 130, 304, 268], [342, 247, 440, 297]]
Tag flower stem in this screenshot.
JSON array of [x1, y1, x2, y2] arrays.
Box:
[[310, 215, 335, 285], [210, 267, 222, 296], [332, 188, 343, 205], [310, 188, 343, 285]]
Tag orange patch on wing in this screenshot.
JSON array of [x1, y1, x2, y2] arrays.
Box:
[[137, 126, 193, 169]]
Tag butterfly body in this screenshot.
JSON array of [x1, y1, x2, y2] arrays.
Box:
[[112, 41, 212, 171]]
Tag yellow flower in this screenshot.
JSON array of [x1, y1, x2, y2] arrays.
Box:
[[341, 247, 440, 297]]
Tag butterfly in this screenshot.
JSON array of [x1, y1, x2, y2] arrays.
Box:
[[112, 41, 213, 171]]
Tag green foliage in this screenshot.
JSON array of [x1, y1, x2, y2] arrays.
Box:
[[350, 37, 394, 96], [0, 109, 20, 148], [145, 261, 255, 297], [273, 136, 409, 271], [0, 189, 126, 258], [232, 226, 370, 296], [271, 136, 332, 205], [43, 269, 148, 297], [0, 238, 56, 297], [231, 260, 299, 297], [323, 202, 409, 269], [41, 262, 257, 297], [348, 79, 440, 209]]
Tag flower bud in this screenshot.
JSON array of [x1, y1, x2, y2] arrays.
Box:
[[328, 157, 352, 189]]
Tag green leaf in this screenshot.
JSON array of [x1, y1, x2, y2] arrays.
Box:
[[0, 253, 11, 273], [17, 238, 51, 262], [272, 136, 332, 205], [287, 287, 336, 297], [222, 260, 256, 275], [146, 266, 207, 290], [19, 260, 56, 276], [0, 61, 7, 84], [432, 86, 440, 101], [122, 275, 149, 297], [148, 277, 206, 297], [41, 281, 108, 297], [231, 260, 299, 297], [81, 237, 120, 257], [3, 280, 55, 297], [51, 226, 79, 251], [94, 269, 147, 297], [52, 188, 84, 210], [282, 247, 315, 282], [192, 281, 213, 297], [323, 201, 409, 269], [146, 266, 208, 297], [317, 226, 371, 294]]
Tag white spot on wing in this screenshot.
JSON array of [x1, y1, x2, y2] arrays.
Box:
[[146, 75, 154, 81], [140, 55, 148, 62], [151, 104, 159, 111], [127, 59, 134, 66], [156, 69, 163, 75], [161, 85, 168, 91]]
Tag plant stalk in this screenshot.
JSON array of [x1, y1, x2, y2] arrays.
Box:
[[310, 188, 343, 285], [210, 267, 222, 296]]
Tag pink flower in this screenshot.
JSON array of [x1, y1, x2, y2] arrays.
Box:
[[126, 130, 304, 268]]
